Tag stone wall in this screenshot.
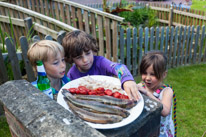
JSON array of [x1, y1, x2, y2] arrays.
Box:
[[0, 80, 104, 137]]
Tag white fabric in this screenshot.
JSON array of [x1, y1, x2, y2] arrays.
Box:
[[159, 87, 175, 137]]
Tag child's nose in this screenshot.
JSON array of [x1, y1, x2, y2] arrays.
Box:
[[146, 75, 151, 80], [82, 57, 88, 62]]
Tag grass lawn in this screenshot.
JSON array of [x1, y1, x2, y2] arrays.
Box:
[[135, 63, 206, 137], [0, 116, 11, 137], [191, 0, 206, 12], [0, 64, 206, 136]]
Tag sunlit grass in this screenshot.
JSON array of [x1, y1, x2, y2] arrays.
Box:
[[135, 63, 206, 137], [191, 0, 206, 12]]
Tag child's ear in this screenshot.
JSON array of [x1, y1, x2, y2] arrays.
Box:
[[163, 71, 167, 79]]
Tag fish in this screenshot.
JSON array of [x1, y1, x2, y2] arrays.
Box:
[[67, 101, 123, 124], [62, 89, 130, 118], [74, 94, 136, 109]]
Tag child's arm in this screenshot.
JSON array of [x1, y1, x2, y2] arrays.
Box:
[[98, 56, 140, 100], [137, 84, 173, 117]]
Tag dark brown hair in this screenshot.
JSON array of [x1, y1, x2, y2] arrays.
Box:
[[62, 30, 99, 63], [139, 50, 167, 80]]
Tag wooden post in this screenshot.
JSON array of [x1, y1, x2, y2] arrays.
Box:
[[169, 6, 173, 27], [24, 17, 34, 39], [57, 30, 66, 44]]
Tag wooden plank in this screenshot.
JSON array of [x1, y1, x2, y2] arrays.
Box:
[[168, 26, 174, 68], [144, 27, 149, 53], [112, 21, 118, 62], [0, 48, 9, 84], [132, 27, 137, 76], [77, 8, 83, 30], [164, 27, 170, 55], [83, 10, 90, 34], [126, 28, 131, 71], [160, 27, 164, 51], [90, 13, 96, 39], [65, 4, 71, 25], [184, 26, 191, 64], [177, 26, 183, 67], [97, 15, 104, 56], [138, 27, 143, 67], [59, 3, 65, 23], [33, 23, 59, 40], [150, 27, 154, 51], [5, 37, 22, 80], [198, 26, 205, 63], [19, 36, 36, 82], [71, 6, 77, 28], [180, 26, 187, 65], [155, 27, 159, 50], [44, 0, 49, 16], [119, 28, 124, 64], [40, 0, 44, 14], [54, 1, 59, 20], [193, 26, 200, 64], [104, 17, 111, 60], [50, 0, 55, 18], [188, 26, 195, 64], [172, 26, 179, 67]]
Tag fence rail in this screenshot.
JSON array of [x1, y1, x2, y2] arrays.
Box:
[[4, 0, 124, 62]]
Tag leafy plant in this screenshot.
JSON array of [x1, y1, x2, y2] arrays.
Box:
[[119, 7, 159, 28]]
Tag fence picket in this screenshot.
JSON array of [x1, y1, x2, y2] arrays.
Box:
[[184, 26, 191, 64], [0, 49, 8, 84], [155, 27, 159, 50], [120, 28, 124, 64], [168, 26, 174, 68], [198, 26, 205, 63], [133, 28, 137, 76], [150, 27, 154, 51], [164, 27, 170, 54], [105, 17, 111, 60], [188, 26, 195, 64], [19, 36, 35, 82], [180, 26, 187, 65], [138, 27, 143, 66], [97, 15, 104, 56], [144, 27, 149, 53], [5, 37, 22, 80], [193, 25, 200, 64], [177, 26, 183, 66], [160, 27, 164, 51], [126, 28, 131, 71], [172, 26, 179, 67]]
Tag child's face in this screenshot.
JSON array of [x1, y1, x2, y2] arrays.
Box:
[[141, 65, 161, 91], [73, 50, 94, 73], [44, 51, 66, 79]]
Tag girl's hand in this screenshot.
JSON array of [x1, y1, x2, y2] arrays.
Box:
[[123, 81, 140, 101], [136, 84, 148, 96]]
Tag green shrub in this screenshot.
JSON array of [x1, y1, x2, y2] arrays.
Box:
[[119, 7, 159, 28]]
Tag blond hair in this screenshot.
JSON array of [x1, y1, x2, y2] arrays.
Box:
[[27, 40, 64, 67]]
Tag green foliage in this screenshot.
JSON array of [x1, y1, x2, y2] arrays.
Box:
[[135, 63, 206, 137], [119, 7, 159, 28]]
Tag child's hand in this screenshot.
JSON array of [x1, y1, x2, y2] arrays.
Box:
[[136, 85, 148, 95], [123, 81, 140, 101]]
